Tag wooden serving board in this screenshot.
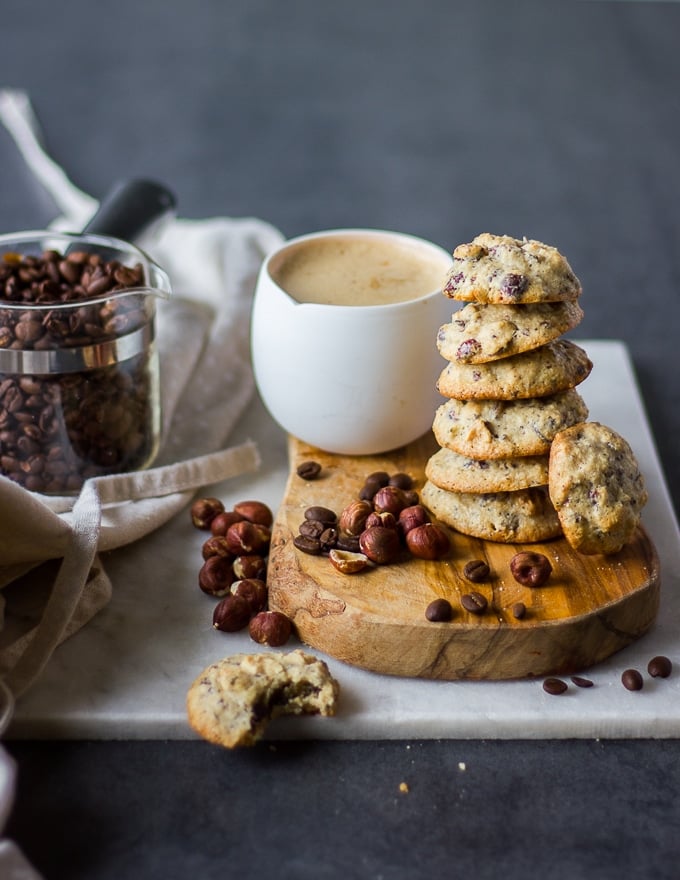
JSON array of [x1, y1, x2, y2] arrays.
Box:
[[267, 434, 660, 680]]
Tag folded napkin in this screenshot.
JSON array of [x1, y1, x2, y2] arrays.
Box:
[[0, 89, 285, 696]]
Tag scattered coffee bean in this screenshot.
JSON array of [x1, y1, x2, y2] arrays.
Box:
[[460, 592, 488, 615], [511, 601, 526, 620], [463, 559, 490, 583], [296, 460, 321, 480], [293, 534, 322, 555], [336, 534, 361, 553], [304, 505, 337, 525], [647, 655, 672, 678], [570, 676, 594, 688], [621, 669, 644, 691], [425, 598, 453, 622], [298, 519, 325, 539], [543, 677, 568, 695], [319, 526, 338, 553], [388, 472, 413, 490]]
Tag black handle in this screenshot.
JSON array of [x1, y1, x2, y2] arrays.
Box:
[[80, 178, 177, 243]]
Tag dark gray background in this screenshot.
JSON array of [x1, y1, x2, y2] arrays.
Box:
[[2, 1, 680, 877]]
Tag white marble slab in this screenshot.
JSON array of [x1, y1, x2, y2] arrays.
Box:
[[7, 340, 680, 741]]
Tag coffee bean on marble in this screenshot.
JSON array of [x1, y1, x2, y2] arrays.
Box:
[[647, 656, 672, 678], [570, 676, 594, 688], [543, 677, 568, 695], [621, 669, 644, 691]]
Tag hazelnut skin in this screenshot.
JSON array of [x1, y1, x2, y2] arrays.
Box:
[[225, 520, 271, 556], [212, 594, 251, 632], [249, 611, 292, 647], [199, 555, 235, 597], [191, 497, 225, 530], [405, 523, 450, 560], [233, 500, 274, 528], [359, 526, 401, 564]]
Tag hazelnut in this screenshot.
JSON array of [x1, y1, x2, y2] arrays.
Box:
[[372, 485, 407, 516], [201, 535, 234, 561], [233, 499, 274, 528], [398, 504, 430, 536], [405, 523, 450, 560], [225, 520, 271, 556], [191, 497, 225, 530], [329, 548, 370, 574], [232, 554, 267, 581], [210, 510, 245, 537], [338, 500, 373, 536], [359, 526, 401, 564], [231, 578, 268, 614], [509, 551, 552, 588], [199, 555, 235, 597], [212, 594, 251, 632], [365, 511, 397, 530], [249, 610, 292, 647]]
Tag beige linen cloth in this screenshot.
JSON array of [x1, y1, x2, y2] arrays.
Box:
[[0, 91, 285, 699]]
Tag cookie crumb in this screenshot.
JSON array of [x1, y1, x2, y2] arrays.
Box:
[[458, 761, 467, 771], [399, 781, 410, 794]]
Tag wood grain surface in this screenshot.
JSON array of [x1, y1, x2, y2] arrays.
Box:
[[267, 434, 660, 680]]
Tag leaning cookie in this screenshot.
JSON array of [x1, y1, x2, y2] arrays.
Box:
[[548, 422, 648, 555], [421, 481, 562, 543], [443, 233, 581, 305], [437, 300, 584, 364], [425, 446, 550, 494], [432, 389, 589, 460], [186, 650, 340, 749], [437, 339, 593, 400]]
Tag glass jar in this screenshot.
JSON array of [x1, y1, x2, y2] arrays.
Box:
[[0, 231, 170, 494]]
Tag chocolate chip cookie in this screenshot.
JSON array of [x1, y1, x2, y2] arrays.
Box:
[[436, 339, 593, 400], [421, 480, 562, 543], [548, 421, 648, 554], [443, 233, 582, 305], [186, 650, 340, 748], [432, 389, 589, 459], [437, 300, 584, 364]]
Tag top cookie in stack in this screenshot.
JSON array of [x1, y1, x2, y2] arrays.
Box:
[[422, 233, 592, 544]]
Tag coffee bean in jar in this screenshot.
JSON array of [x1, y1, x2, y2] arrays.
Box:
[[0, 232, 170, 494]]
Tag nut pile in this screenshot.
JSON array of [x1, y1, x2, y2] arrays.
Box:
[[191, 496, 293, 647], [292, 469, 451, 574], [0, 249, 157, 493]]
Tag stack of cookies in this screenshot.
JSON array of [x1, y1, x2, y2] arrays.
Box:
[[421, 233, 593, 544]]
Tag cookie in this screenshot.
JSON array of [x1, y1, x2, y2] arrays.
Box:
[[432, 389, 589, 460], [443, 233, 582, 305], [548, 422, 648, 555], [186, 650, 340, 748], [422, 480, 562, 543], [425, 446, 550, 493], [436, 339, 593, 400], [437, 300, 584, 364]]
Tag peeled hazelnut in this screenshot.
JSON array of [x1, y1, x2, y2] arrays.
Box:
[[249, 610, 292, 647], [191, 497, 225, 530], [233, 499, 274, 528], [509, 551, 552, 588], [201, 535, 234, 561], [373, 485, 407, 516], [231, 578, 268, 614], [199, 555, 235, 597], [329, 548, 370, 574], [225, 520, 271, 556], [212, 594, 252, 632], [210, 510, 245, 537], [398, 504, 430, 536], [405, 523, 450, 560], [338, 500, 373, 536], [359, 526, 401, 564], [232, 554, 267, 581]]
